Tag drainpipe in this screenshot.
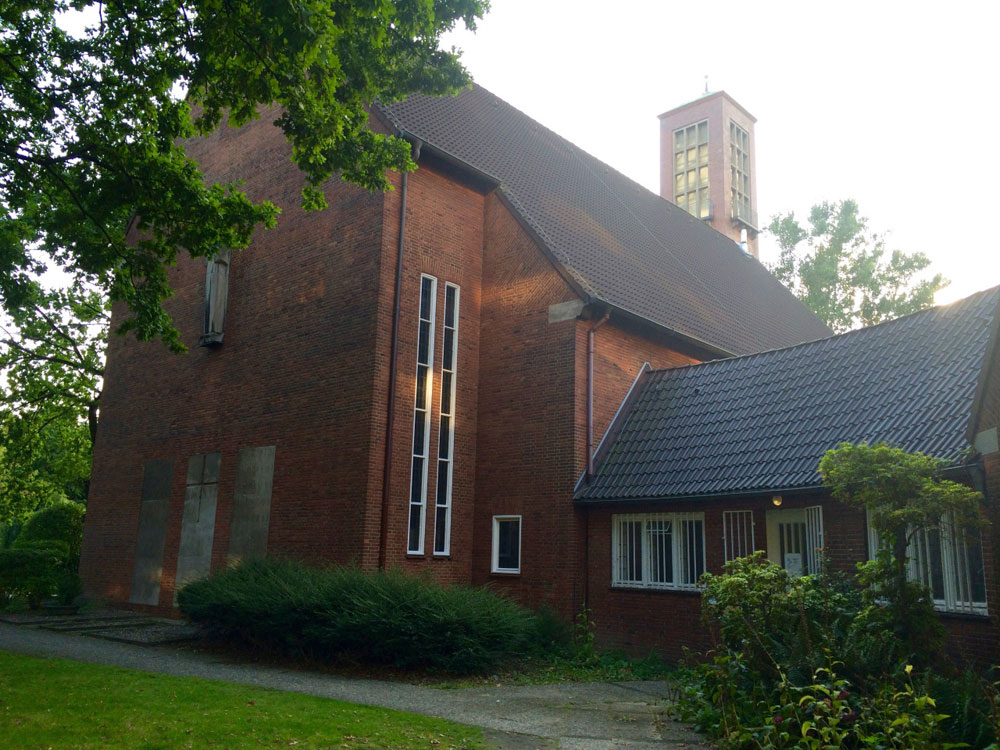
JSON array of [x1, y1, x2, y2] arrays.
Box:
[[586, 309, 611, 482], [378, 138, 422, 569]]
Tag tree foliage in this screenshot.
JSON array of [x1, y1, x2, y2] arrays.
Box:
[[0, 408, 92, 524], [0, 283, 106, 441], [1, 1, 486, 521], [819, 442, 984, 651], [0, 280, 104, 522], [1, 0, 488, 352], [768, 200, 948, 332]]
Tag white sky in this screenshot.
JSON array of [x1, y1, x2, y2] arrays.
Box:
[[441, 0, 1000, 305]]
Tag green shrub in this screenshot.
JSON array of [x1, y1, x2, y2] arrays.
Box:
[[701, 552, 861, 684], [925, 670, 998, 748], [0, 523, 21, 550], [0, 541, 69, 608], [178, 558, 548, 673], [15, 501, 85, 559]]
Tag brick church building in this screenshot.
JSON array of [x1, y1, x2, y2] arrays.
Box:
[[79, 86, 1000, 662]]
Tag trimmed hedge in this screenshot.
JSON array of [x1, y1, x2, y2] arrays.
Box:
[[15, 501, 85, 558], [178, 559, 554, 673], [0, 541, 71, 607]]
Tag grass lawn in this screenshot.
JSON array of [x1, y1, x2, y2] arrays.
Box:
[[0, 651, 483, 749]]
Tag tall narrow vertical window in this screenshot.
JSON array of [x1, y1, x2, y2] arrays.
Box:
[[723, 510, 755, 561], [730, 122, 751, 223], [673, 120, 710, 219], [433, 283, 460, 555], [199, 250, 230, 347], [407, 275, 437, 554]]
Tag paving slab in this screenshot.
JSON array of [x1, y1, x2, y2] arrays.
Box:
[[0, 620, 709, 749]]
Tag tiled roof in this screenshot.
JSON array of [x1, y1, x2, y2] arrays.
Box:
[[576, 288, 1000, 502], [381, 86, 831, 356]]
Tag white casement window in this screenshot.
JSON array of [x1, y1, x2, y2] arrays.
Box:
[[612, 513, 705, 590], [200, 250, 230, 346], [433, 284, 460, 555], [868, 511, 987, 615], [723, 510, 755, 561], [492, 516, 521, 573], [407, 275, 437, 554]]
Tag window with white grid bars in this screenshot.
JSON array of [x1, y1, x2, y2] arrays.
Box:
[[612, 513, 705, 590], [433, 283, 459, 555], [868, 510, 987, 615], [723, 510, 755, 562], [407, 275, 436, 554], [673, 120, 710, 219]]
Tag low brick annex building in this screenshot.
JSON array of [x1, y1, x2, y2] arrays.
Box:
[[80, 85, 1000, 662]]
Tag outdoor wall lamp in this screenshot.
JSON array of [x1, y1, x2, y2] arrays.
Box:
[[771, 495, 783, 507]]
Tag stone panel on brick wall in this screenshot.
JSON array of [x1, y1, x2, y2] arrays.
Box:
[[227, 445, 276, 564], [129, 458, 174, 606]]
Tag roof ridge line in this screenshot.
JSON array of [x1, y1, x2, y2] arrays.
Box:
[[645, 285, 1000, 378]]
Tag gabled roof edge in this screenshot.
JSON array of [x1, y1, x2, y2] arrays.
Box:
[[574, 363, 653, 497], [968, 291, 1000, 443]]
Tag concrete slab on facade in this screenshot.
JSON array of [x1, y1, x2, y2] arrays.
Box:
[[130, 458, 174, 605], [174, 452, 221, 598], [228, 445, 276, 563], [0, 621, 708, 749]]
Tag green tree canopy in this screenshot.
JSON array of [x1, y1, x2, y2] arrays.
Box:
[[1, 0, 488, 353], [0, 408, 92, 523], [768, 200, 948, 332], [819, 442, 983, 651]]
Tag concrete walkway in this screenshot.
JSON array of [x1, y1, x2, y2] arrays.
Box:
[[0, 617, 708, 749]]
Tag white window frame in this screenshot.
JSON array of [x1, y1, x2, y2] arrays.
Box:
[[612, 512, 705, 590], [723, 510, 755, 562], [492, 515, 521, 574], [407, 274, 437, 554], [868, 510, 988, 615], [765, 506, 824, 576], [433, 283, 460, 556]]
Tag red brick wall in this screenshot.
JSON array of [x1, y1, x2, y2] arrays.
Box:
[[80, 120, 489, 607], [580, 319, 701, 470], [587, 495, 871, 661], [471, 195, 580, 613], [584, 485, 1000, 666], [368, 159, 486, 582], [959, 343, 1000, 667]]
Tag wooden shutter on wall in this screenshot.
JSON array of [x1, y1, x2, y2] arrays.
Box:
[[199, 250, 230, 346]]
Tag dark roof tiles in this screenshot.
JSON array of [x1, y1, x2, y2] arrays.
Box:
[[577, 288, 1000, 501], [382, 86, 831, 356]]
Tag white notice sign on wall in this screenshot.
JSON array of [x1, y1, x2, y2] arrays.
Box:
[[783, 553, 803, 577]]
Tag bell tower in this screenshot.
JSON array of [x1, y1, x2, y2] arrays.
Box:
[[658, 91, 759, 257]]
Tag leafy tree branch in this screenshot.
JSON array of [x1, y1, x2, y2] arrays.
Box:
[[767, 200, 948, 332]]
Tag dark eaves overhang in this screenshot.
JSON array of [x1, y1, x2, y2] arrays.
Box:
[[575, 454, 987, 506], [574, 483, 826, 506]]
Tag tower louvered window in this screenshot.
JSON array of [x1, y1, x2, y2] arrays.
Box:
[[673, 120, 710, 219], [730, 122, 752, 223]]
